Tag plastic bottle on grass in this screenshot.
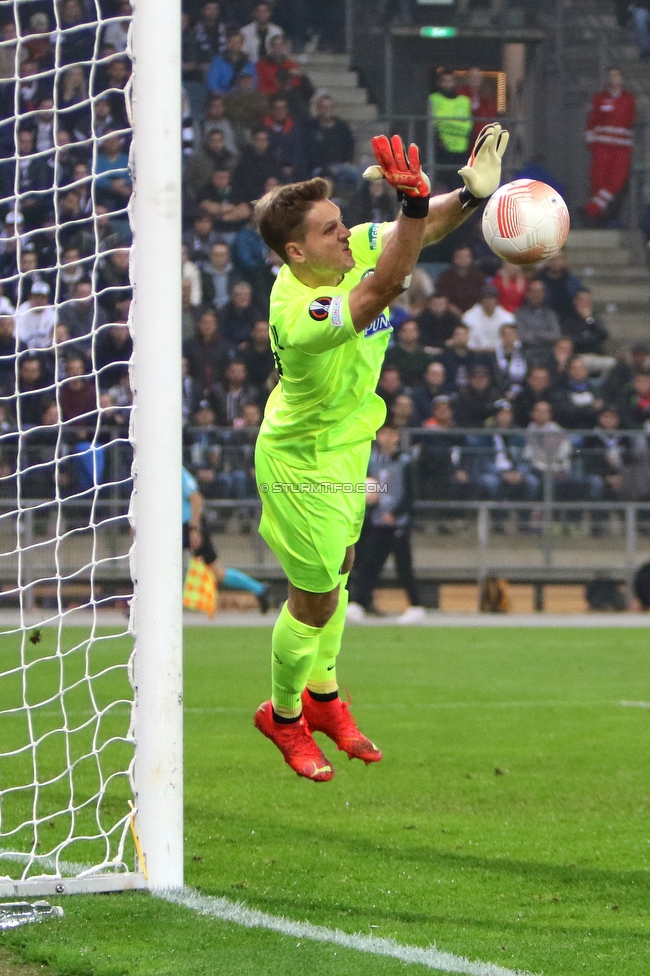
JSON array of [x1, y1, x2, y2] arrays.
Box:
[[0, 901, 64, 930]]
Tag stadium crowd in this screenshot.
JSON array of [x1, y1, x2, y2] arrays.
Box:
[[0, 1, 649, 524]]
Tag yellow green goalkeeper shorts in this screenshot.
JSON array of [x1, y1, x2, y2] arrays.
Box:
[[255, 440, 371, 593]]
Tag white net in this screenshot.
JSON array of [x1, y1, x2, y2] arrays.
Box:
[[0, 0, 140, 889]]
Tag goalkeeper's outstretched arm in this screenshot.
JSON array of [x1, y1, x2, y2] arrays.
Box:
[[369, 123, 509, 249]]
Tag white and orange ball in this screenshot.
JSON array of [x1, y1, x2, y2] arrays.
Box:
[[482, 179, 570, 266]]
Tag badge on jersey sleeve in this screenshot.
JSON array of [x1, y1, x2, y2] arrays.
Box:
[[309, 295, 344, 327]]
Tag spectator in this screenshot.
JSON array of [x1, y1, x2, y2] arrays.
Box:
[[412, 361, 449, 422], [474, 399, 539, 525], [15, 282, 56, 350], [524, 400, 598, 507], [376, 365, 404, 412], [211, 359, 259, 425], [187, 400, 247, 500], [350, 424, 422, 617], [59, 355, 96, 424], [102, 1, 131, 54], [618, 369, 650, 428], [194, 1, 228, 67], [304, 95, 356, 183], [58, 279, 107, 349], [491, 322, 527, 398], [343, 179, 398, 228], [418, 396, 472, 502], [58, 246, 86, 301], [182, 355, 203, 427], [231, 217, 276, 307], [553, 355, 603, 429], [201, 241, 240, 310], [416, 292, 461, 351], [435, 246, 486, 317], [58, 0, 96, 66], [453, 363, 499, 427], [513, 365, 556, 428], [57, 65, 91, 140], [94, 131, 131, 212], [95, 56, 131, 129], [182, 9, 202, 86], [602, 340, 650, 403], [239, 318, 275, 392], [428, 70, 473, 189], [241, 2, 284, 64], [384, 320, 432, 387], [95, 323, 133, 391], [463, 284, 515, 351], [14, 355, 48, 427], [183, 212, 219, 264], [580, 406, 634, 508], [219, 280, 261, 346], [390, 393, 417, 429], [206, 30, 256, 95], [551, 336, 575, 384], [182, 306, 231, 392], [514, 279, 561, 359], [493, 261, 528, 313], [182, 245, 202, 309], [536, 252, 583, 320], [457, 67, 497, 143], [184, 130, 237, 205], [231, 128, 280, 203], [96, 248, 131, 314], [440, 323, 484, 390], [584, 67, 635, 223], [560, 289, 609, 354], [200, 94, 238, 155], [198, 169, 251, 242], [224, 72, 269, 148], [256, 33, 310, 96], [274, 65, 315, 123], [263, 96, 306, 182], [0, 308, 16, 395], [0, 128, 51, 231]]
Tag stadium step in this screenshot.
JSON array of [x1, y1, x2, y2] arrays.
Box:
[[300, 52, 380, 159], [307, 69, 359, 89], [565, 229, 624, 249], [602, 311, 650, 343]]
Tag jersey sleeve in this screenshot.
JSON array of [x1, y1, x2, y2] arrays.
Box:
[[281, 289, 357, 355]]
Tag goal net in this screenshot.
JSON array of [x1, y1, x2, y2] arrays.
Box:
[[0, 0, 183, 896]]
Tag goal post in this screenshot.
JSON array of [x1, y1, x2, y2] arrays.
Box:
[[131, 0, 184, 892], [0, 0, 183, 895]]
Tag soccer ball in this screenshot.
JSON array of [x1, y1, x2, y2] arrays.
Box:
[[482, 179, 570, 265]]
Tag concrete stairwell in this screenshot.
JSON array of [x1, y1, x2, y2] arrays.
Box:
[[298, 51, 378, 166], [564, 229, 650, 348]]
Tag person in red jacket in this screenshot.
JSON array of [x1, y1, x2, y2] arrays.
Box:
[[584, 67, 636, 222], [458, 67, 497, 147]]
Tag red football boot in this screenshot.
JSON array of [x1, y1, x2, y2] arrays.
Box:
[[254, 701, 334, 782], [301, 691, 383, 765]]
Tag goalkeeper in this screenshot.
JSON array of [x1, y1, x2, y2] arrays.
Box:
[[253, 125, 508, 781]]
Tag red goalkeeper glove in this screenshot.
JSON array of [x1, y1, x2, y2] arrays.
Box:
[[363, 134, 431, 198]]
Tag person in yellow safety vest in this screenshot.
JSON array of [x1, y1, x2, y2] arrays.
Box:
[[429, 70, 473, 189]]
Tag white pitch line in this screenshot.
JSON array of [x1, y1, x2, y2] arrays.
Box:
[[158, 887, 538, 976], [620, 700, 650, 708]]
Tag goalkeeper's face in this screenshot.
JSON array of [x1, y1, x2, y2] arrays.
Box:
[[287, 200, 355, 277]]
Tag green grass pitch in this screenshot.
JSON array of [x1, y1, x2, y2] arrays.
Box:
[[1, 625, 650, 975]]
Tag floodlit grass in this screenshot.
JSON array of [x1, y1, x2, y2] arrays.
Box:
[[1, 625, 650, 975]]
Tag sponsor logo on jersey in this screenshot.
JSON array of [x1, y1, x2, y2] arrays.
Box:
[[368, 223, 380, 251], [364, 312, 391, 338], [330, 295, 344, 327], [309, 296, 332, 321], [361, 268, 375, 279]]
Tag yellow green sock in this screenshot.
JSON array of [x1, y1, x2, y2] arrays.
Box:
[[306, 574, 349, 696], [271, 602, 323, 719]]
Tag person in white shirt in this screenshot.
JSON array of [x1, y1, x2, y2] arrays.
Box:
[[463, 284, 515, 351], [240, 2, 283, 63], [102, 1, 131, 53], [15, 282, 57, 350]]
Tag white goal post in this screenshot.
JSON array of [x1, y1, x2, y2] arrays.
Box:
[[0, 0, 183, 896]]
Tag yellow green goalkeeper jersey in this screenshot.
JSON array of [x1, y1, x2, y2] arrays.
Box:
[[258, 221, 391, 468]]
